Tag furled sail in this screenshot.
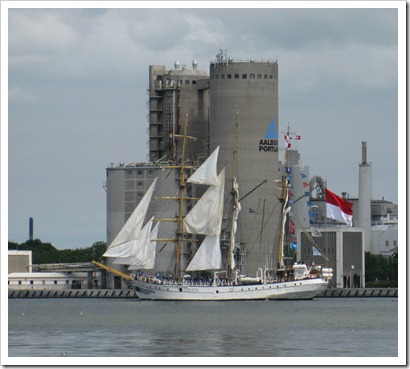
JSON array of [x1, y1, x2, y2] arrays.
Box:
[[185, 235, 222, 271], [103, 178, 157, 257], [183, 168, 225, 236], [229, 177, 241, 269], [278, 187, 290, 268], [128, 221, 159, 270], [187, 146, 220, 186]]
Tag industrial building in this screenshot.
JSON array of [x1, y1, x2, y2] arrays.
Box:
[[147, 61, 210, 163], [8, 250, 101, 290], [105, 51, 397, 288]]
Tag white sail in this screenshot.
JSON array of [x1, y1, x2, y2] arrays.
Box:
[[187, 146, 219, 186], [128, 221, 159, 270], [103, 178, 157, 257], [183, 168, 225, 236], [112, 217, 153, 266], [103, 239, 134, 258], [185, 235, 222, 271]]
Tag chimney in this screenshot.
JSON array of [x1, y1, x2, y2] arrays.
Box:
[[361, 141, 368, 166], [29, 217, 34, 241]]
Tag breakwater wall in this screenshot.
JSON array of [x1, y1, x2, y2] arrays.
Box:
[[8, 287, 397, 299]]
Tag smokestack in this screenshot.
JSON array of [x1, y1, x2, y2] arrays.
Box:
[[358, 142, 372, 252], [361, 141, 368, 165], [29, 217, 33, 241]]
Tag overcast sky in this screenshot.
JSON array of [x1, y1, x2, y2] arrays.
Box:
[[4, 2, 404, 249]]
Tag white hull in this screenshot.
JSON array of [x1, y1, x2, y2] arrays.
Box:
[[130, 278, 328, 301]]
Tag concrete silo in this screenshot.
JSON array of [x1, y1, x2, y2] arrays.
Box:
[[209, 51, 280, 275]]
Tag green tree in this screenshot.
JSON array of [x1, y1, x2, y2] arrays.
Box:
[[365, 251, 398, 287], [8, 240, 107, 264]]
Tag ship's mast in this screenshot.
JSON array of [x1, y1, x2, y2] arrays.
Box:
[[227, 113, 240, 278], [277, 124, 291, 269], [175, 115, 189, 276], [156, 114, 196, 278], [168, 114, 197, 278]]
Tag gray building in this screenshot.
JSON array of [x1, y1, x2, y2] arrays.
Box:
[[209, 51, 280, 275], [299, 228, 365, 288], [148, 61, 209, 163]]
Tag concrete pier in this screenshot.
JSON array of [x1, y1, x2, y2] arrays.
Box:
[[8, 287, 397, 299], [320, 287, 398, 298], [8, 289, 138, 299]]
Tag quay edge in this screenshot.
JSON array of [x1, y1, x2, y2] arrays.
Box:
[[8, 288, 397, 299]]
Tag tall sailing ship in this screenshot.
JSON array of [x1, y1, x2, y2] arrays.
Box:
[[95, 116, 333, 300]]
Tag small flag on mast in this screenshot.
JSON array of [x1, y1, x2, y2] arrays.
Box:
[[312, 246, 321, 256], [311, 227, 322, 237], [289, 220, 295, 235]]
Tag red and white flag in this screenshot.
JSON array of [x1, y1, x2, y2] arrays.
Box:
[[289, 219, 295, 235], [325, 189, 353, 226]]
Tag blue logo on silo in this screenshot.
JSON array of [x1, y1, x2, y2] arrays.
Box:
[[258, 117, 278, 152], [265, 117, 278, 139]]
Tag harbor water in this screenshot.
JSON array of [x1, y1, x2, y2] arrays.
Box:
[[7, 297, 399, 364]]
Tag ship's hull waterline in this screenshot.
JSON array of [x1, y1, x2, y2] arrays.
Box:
[[130, 278, 328, 301]]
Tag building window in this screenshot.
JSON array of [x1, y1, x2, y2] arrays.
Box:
[[137, 192, 143, 198], [185, 80, 190, 85], [148, 170, 153, 176], [220, 74, 225, 79], [227, 74, 232, 79], [270, 74, 274, 79], [124, 191, 134, 202], [250, 74, 255, 79], [30, 281, 33, 285], [54, 281, 58, 285], [264, 74, 268, 79], [18, 281, 22, 285], [192, 80, 197, 84], [385, 240, 389, 247], [137, 170, 143, 176], [242, 74, 247, 79], [234, 74, 239, 79], [393, 240, 397, 247], [137, 181, 143, 187], [215, 75, 219, 80], [257, 74, 262, 79]]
